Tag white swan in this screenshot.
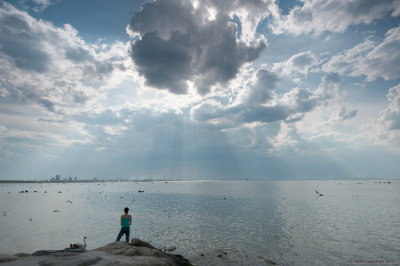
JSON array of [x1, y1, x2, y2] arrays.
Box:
[[76, 236, 87, 248]]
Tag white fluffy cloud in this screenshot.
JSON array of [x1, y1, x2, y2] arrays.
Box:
[[380, 83, 400, 130], [322, 26, 400, 81], [0, 3, 130, 113], [191, 70, 342, 127], [273, 51, 318, 76], [270, 0, 400, 36], [331, 107, 358, 122], [0, 3, 132, 150]]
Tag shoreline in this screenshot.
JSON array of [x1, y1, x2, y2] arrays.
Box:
[[0, 238, 193, 266], [1, 177, 399, 184]]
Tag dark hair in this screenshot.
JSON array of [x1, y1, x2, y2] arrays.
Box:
[[124, 207, 129, 213]]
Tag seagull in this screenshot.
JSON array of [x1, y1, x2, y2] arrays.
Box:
[[67, 200, 72, 204]]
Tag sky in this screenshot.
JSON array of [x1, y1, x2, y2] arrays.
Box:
[[0, 0, 399, 180]]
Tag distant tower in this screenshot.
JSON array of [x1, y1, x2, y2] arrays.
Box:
[[56, 175, 61, 181]]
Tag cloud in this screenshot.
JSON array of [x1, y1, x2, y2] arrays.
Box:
[[380, 83, 400, 130], [0, 2, 130, 112], [0, 2, 134, 156], [200, 0, 279, 44], [128, 0, 267, 95], [270, 0, 400, 36], [31, 0, 51, 11], [273, 51, 318, 76], [15, 0, 52, 12], [321, 40, 375, 76], [322, 26, 400, 81], [270, 122, 304, 152], [331, 107, 358, 121], [191, 70, 341, 127], [244, 69, 279, 105]]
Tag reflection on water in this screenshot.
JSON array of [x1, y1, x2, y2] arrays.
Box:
[[0, 180, 399, 265]]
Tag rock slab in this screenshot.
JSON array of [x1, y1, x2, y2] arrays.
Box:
[[0, 239, 192, 266]]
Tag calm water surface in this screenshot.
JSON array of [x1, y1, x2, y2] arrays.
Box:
[[0, 179, 399, 265]]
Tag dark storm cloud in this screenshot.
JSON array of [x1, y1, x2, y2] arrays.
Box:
[[130, 31, 192, 94], [128, 0, 266, 94]]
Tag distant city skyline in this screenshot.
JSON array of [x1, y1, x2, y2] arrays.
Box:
[[0, 0, 399, 180]]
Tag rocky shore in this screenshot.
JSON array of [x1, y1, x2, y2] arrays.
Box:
[[0, 238, 192, 266]]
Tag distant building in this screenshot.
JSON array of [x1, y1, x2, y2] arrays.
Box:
[[56, 175, 61, 181], [74, 177, 77, 181]]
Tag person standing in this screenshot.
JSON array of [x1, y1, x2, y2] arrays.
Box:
[[116, 207, 132, 243]]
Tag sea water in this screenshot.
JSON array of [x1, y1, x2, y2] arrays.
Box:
[[0, 179, 399, 265]]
